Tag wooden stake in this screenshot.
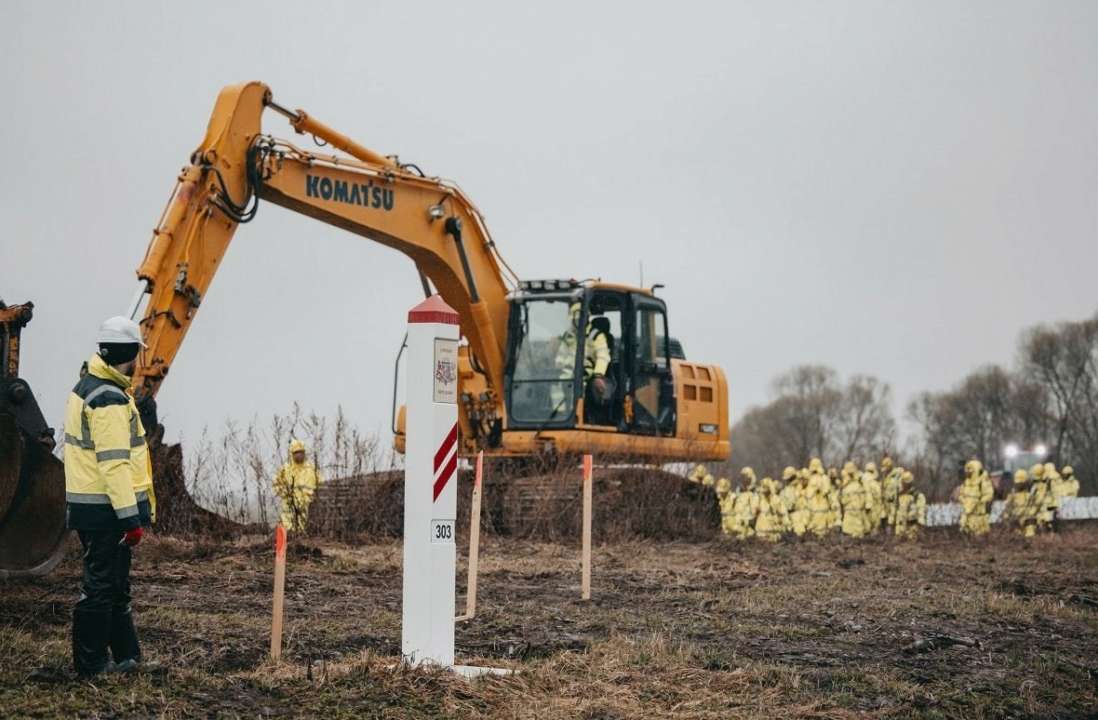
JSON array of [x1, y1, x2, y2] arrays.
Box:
[[270, 524, 287, 661], [581, 454, 593, 601], [458, 451, 484, 622]]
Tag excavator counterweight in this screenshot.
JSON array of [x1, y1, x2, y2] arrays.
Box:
[[0, 300, 67, 578]]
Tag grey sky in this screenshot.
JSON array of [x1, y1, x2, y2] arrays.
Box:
[[3, 1, 1096, 451]]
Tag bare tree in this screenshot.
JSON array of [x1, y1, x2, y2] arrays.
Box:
[[833, 374, 896, 461], [730, 365, 896, 479]]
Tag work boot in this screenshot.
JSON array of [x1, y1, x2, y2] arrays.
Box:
[[109, 607, 141, 666], [72, 607, 113, 677]]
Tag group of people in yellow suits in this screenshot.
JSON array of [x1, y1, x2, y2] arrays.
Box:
[[691, 456, 927, 542], [960, 459, 1080, 537]]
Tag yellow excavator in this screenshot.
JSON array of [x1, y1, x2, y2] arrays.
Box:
[[0, 82, 730, 573]]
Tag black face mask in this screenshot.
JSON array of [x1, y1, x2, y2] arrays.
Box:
[[98, 343, 140, 365]]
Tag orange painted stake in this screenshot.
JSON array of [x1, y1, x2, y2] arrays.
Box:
[[270, 524, 287, 660], [581, 454, 593, 601], [458, 451, 484, 622]]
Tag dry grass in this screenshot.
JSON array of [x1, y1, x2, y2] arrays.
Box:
[[1, 523, 1096, 718]]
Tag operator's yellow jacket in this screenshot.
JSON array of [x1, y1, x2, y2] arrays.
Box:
[[274, 439, 322, 532], [64, 354, 155, 530]]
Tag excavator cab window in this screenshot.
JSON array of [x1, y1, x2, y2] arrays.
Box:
[[629, 296, 676, 436], [505, 295, 581, 427]]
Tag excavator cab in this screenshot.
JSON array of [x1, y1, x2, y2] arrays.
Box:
[[504, 280, 677, 438], [0, 300, 67, 578]]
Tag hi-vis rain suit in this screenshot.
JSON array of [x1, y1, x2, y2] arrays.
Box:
[[893, 472, 926, 540], [839, 470, 868, 538], [274, 439, 323, 532], [63, 353, 155, 675], [957, 460, 993, 537], [754, 478, 787, 542]]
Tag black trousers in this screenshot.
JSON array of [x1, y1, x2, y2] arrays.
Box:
[[72, 528, 141, 675]]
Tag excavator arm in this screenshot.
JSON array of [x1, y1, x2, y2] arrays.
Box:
[[131, 82, 515, 417]]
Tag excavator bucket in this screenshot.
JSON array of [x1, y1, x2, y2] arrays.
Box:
[[0, 301, 67, 578]]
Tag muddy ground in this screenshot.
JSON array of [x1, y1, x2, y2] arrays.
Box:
[[1, 525, 1096, 719]]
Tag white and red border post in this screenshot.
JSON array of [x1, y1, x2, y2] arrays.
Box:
[[402, 295, 460, 667]]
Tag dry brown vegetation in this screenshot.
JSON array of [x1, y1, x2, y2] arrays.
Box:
[[2, 519, 1096, 718]]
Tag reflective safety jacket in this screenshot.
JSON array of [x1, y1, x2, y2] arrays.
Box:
[[556, 323, 611, 380], [64, 354, 154, 531]]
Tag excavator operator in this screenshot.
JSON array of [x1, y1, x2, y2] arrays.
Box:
[[556, 302, 614, 423]]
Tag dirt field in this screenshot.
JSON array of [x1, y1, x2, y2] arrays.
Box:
[[2, 525, 1096, 719]]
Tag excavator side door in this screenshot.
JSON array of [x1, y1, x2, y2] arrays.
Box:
[[628, 295, 676, 436]]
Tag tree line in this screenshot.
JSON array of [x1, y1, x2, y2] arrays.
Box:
[[726, 311, 1098, 501]]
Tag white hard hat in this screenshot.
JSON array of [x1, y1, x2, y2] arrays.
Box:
[[97, 316, 146, 347]]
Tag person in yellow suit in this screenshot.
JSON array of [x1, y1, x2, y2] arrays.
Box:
[[826, 467, 842, 530], [1050, 465, 1080, 527], [957, 460, 993, 537], [1006, 469, 1040, 537], [861, 461, 883, 534], [839, 465, 868, 538], [1032, 464, 1055, 533], [881, 459, 902, 529], [789, 469, 813, 538], [893, 471, 926, 540], [730, 468, 759, 540], [688, 464, 707, 484], [807, 459, 833, 537], [554, 302, 612, 418], [64, 317, 157, 677], [1057, 465, 1080, 499], [779, 466, 798, 530], [754, 478, 787, 542], [715, 475, 735, 535], [274, 439, 323, 532]]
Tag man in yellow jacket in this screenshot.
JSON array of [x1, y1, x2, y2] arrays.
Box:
[[957, 460, 993, 537], [839, 464, 868, 539], [64, 317, 155, 677], [754, 478, 787, 542], [554, 302, 613, 420], [274, 439, 323, 532], [1050, 465, 1080, 527], [893, 471, 926, 540]]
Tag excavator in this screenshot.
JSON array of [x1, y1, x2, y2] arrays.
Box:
[[0, 81, 729, 574]]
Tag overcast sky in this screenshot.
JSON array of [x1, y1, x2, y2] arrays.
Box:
[[3, 1, 1096, 452]]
